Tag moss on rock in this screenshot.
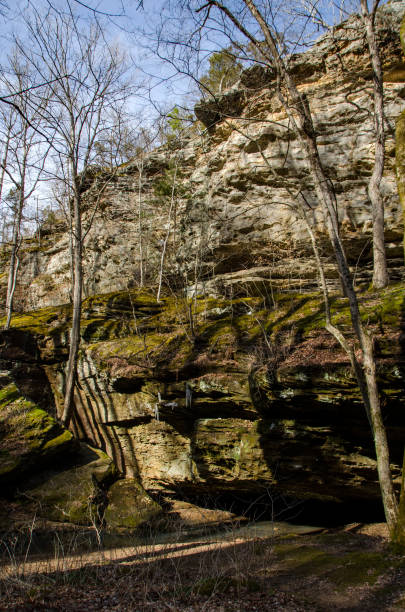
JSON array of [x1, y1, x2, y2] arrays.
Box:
[[0, 383, 74, 486], [19, 443, 117, 525], [103, 478, 162, 530], [0, 305, 71, 338], [2, 281, 405, 510]]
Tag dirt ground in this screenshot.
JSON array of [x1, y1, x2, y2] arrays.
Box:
[[0, 522, 404, 611]]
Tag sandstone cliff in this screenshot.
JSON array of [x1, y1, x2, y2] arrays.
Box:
[[1, 282, 404, 526], [5, 1, 405, 310], [1, 3, 405, 531]]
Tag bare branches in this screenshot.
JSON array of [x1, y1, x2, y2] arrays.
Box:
[[156, 0, 400, 534], [40, 0, 130, 19], [0, 47, 53, 329], [2, 2, 138, 425]]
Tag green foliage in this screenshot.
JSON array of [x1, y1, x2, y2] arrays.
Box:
[[161, 106, 194, 148], [167, 106, 182, 135], [154, 169, 177, 197], [40, 206, 59, 229], [200, 45, 243, 96]]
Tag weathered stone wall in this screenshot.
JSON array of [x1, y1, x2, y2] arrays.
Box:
[[186, 1, 405, 295], [396, 13, 405, 260], [2, 286, 404, 507], [10, 1, 405, 310]]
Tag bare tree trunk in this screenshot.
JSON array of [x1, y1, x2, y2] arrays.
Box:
[[157, 162, 178, 302], [68, 200, 74, 302], [301, 200, 398, 533], [4, 182, 25, 330], [5, 245, 20, 329], [0, 129, 11, 206], [295, 99, 398, 534], [227, 0, 398, 533], [362, 333, 398, 531], [137, 159, 144, 287], [15, 7, 131, 431], [61, 182, 82, 427], [360, 0, 389, 289]]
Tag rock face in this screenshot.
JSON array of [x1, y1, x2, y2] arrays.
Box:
[[0, 334, 162, 530], [1, 286, 404, 513], [0, 381, 74, 486], [397, 13, 405, 259], [1, 6, 405, 529], [5, 1, 405, 311], [104, 479, 162, 531], [19, 443, 117, 525]]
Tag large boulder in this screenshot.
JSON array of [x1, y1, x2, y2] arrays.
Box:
[[0, 382, 74, 487], [103, 479, 162, 530], [18, 443, 117, 525]]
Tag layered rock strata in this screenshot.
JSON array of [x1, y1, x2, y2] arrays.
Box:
[[396, 13, 405, 258], [0, 341, 161, 530], [4, 2, 405, 310], [1, 286, 404, 514]]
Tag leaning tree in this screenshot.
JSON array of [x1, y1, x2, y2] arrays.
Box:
[[155, 0, 401, 535]]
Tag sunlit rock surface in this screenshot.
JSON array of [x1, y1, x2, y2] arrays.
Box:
[[1, 4, 405, 529], [5, 1, 405, 310]]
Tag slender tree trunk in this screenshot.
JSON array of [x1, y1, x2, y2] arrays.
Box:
[[362, 333, 398, 532], [61, 181, 82, 427], [5, 246, 20, 329], [5, 234, 18, 329], [4, 182, 25, 330], [297, 106, 398, 533], [301, 201, 398, 533], [157, 162, 178, 302], [240, 0, 398, 532], [0, 133, 10, 207], [137, 160, 144, 287], [360, 1, 389, 288]]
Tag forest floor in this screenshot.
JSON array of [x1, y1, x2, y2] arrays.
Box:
[[0, 522, 404, 611]]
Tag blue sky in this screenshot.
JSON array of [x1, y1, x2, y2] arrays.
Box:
[[0, 0, 396, 225]]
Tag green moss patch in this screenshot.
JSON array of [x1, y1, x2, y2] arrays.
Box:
[[4, 282, 404, 354], [0, 384, 20, 408], [0, 383, 74, 486], [331, 551, 394, 588], [273, 540, 405, 590], [19, 443, 117, 525]]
